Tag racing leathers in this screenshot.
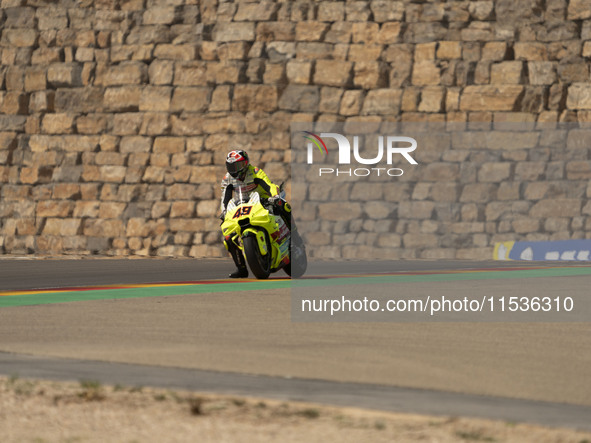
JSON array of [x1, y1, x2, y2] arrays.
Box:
[[220, 165, 279, 214], [220, 164, 294, 275]]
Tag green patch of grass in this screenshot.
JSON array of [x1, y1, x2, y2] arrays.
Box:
[[455, 430, 496, 442], [153, 393, 167, 402], [256, 401, 267, 409], [232, 398, 246, 407], [78, 380, 104, 401], [334, 414, 355, 427], [129, 385, 143, 393], [168, 391, 186, 403], [80, 380, 101, 390], [207, 401, 229, 412], [374, 420, 386, 430], [8, 373, 19, 384], [14, 380, 35, 396], [298, 408, 320, 419]]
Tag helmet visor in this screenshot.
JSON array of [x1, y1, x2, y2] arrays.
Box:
[[227, 159, 248, 176]]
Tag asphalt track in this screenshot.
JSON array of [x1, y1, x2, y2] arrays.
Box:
[[0, 257, 544, 291], [1, 258, 590, 431]]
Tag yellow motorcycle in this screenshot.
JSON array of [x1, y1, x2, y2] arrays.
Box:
[[221, 189, 307, 279]]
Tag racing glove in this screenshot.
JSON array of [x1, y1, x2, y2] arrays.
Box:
[[267, 195, 281, 205]]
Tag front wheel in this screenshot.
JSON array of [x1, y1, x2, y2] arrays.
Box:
[[243, 234, 271, 279]]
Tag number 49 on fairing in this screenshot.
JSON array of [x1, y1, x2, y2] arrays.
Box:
[[233, 206, 252, 218]]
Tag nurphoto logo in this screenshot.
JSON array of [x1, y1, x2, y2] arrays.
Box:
[[302, 132, 419, 177]]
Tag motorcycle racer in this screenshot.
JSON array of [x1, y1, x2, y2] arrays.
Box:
[[220, 149, 294, 278]]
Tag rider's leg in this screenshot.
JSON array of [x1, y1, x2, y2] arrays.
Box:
[[273, 199, 295, 232], [224, 235, 248, 278], [273, 200, 304, 250]]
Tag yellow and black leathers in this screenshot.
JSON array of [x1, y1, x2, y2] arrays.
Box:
[[220, 164, 293, 275], [220, 165, 279, 213]]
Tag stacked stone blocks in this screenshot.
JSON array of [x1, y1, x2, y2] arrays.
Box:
[[0, 0, 589, 259]]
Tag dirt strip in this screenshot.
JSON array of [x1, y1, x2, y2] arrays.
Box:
[[1, 376, 590, 443]]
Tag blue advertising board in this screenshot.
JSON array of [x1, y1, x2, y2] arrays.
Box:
[[494, 240, 591, 261]]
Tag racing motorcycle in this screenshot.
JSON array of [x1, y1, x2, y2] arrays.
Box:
[[221, 188, 307, 279]]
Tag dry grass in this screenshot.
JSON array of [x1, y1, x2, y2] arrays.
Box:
[[1, 376, 590, 443]]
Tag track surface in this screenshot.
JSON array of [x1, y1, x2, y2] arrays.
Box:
[[0, 257, 565, 291], [1, 259, 590, 430]]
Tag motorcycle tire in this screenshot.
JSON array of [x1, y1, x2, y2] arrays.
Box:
[[243, 233, 271, 279], [285, 235, 307, 279]]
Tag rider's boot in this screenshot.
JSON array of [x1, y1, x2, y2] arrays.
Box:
[[228, 242, 249, 278], [229, 267, 248, 278]]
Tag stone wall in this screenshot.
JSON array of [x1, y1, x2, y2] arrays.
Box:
[[0, 0, 590, 259], [295, 122, 591, 260]]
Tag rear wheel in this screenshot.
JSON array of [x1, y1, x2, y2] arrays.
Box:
[[243, 233, 271, 279], [286, 233, 307, 278]]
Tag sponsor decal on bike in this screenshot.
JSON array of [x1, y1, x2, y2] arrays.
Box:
[[271, 222, 289, 243]]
